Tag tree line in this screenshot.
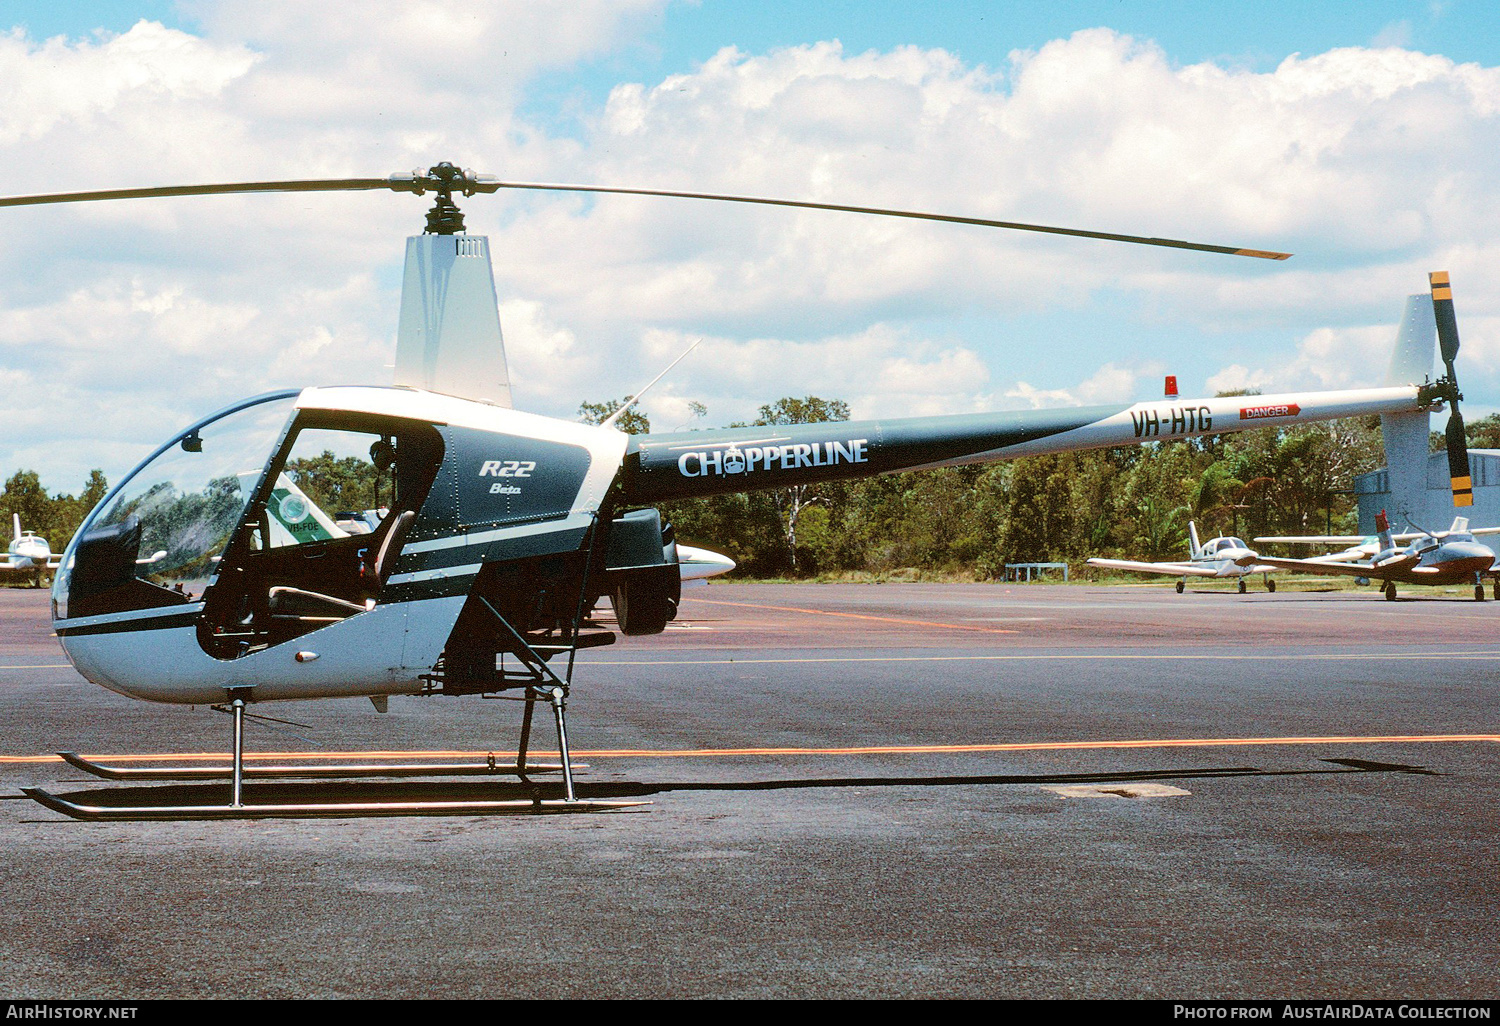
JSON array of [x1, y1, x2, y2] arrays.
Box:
[[0, 469, 108, 553]]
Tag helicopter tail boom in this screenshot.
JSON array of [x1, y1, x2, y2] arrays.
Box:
[[622, 386, 1428, 505]]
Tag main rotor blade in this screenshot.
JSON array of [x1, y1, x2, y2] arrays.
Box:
[[487, 179, 1292, 259], [0, 171, 1292, 259], [0, 178, 396, 208]]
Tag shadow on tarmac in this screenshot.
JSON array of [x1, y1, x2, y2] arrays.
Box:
[[10, 756, 1436, 814]]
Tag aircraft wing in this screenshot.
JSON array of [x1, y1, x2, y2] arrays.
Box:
[[1246, 553, 1421, 579], [1255, 534, 1368, 546], [1086, 558, 1222, 578], [1301, 545, 1379, 564]]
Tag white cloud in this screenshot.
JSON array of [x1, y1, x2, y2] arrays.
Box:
[[1004, 361, 1157, 409], [4, 12, 1500, 488], [1206, 364, 1275, 395]]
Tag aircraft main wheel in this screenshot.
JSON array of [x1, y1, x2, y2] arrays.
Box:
[[1493, 580, 1499, 601], [1267, 580, 1276, 593], [1175, 581, 1184, 594], [1384, 583, 1397, 601], [1476, 585, 1486, 602], [1238, 579, 1246, 594]]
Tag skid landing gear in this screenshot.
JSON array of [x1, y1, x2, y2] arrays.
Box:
[[23, 688, 646, 821]]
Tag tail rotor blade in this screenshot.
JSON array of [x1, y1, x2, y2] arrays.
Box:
[[1431, 270, 1461, 368], [1447, 407, 1473, 508], [1429, 271, 1471, 507]]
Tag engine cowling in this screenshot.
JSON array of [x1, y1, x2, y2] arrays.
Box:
[[604, 508, 680, 635]]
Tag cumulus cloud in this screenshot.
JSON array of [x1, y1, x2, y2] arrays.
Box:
[[1004, 361, 1159, 409], [3, 10, 1500, 487]]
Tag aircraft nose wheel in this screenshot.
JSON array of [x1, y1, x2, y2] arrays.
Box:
[[1266, 579, 1276, 593], [1175, 580, 1184, 594], [1475, 584, 1485, 602], [1384, 582, 1397, 601], [1237, 579, 1246, 594]]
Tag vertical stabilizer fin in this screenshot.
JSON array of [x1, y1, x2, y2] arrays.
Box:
[[11, 513, 18, 544], [1375, 509, 1395, 551], [1378, 294, 1435, 524], [1188, 521, 1202, 557], [393, 234, 513, 407]]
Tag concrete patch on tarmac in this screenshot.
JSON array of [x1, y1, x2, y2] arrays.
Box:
[[1042, 783, 1192, 799]]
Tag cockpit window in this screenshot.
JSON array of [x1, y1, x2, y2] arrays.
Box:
[[55, 394, 298, 619], [264, 427, 395, 547]]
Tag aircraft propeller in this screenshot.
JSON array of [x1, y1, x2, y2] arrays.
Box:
[[1424, 271, 1472, 508], [0, 161, 1292, 258]]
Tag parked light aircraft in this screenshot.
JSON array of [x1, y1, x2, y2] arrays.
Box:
[[0, 163, 1471, 819], [1087, 522, 1279, 594], [1249, 510, 1500, 601], [1, 514, 61, 587]]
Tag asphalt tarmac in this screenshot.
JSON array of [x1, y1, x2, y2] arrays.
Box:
[[1, 581, 1497, 1000]]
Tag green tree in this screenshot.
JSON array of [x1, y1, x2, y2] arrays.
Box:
[[754, 396, 850, 572], [579, 398, 651, 435]]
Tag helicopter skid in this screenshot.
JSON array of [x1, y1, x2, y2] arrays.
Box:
[[57, 750, 580, 781], [22, 786, 647, 821]]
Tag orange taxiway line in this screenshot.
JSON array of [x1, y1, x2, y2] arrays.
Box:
[[2, 733, 1496, 765], [685, 597, 1017, 634]]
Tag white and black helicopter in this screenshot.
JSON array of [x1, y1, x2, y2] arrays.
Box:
[[1, 163, 1473, 819]]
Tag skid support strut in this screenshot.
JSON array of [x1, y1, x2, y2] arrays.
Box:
[[230, 694, 246, 808], [549, 687, 577, 803]]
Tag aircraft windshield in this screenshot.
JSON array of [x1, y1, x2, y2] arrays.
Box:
[[54, 394, 297, 619]]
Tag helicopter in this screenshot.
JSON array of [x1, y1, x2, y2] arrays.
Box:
[[0, 163, 1471, 819]]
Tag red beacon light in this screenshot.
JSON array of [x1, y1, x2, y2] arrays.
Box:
[[1164, 375, 1179, 399]]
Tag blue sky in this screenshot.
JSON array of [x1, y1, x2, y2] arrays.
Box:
[[2, 1, 1499, 488], [20, 3, 1497, 74]]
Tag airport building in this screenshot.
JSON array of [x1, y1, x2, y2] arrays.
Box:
[[1356, 448, 1500, 558]]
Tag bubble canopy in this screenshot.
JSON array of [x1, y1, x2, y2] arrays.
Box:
[[54, 392, 300, 620]]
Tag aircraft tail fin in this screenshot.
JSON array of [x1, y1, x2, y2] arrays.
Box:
[[1378, 294, 1436, 525], [11, 513, 18, 544], [1188, 521, 1202, 557], [393, 234, 513, 407], [1375, 509, 1395, 551]]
